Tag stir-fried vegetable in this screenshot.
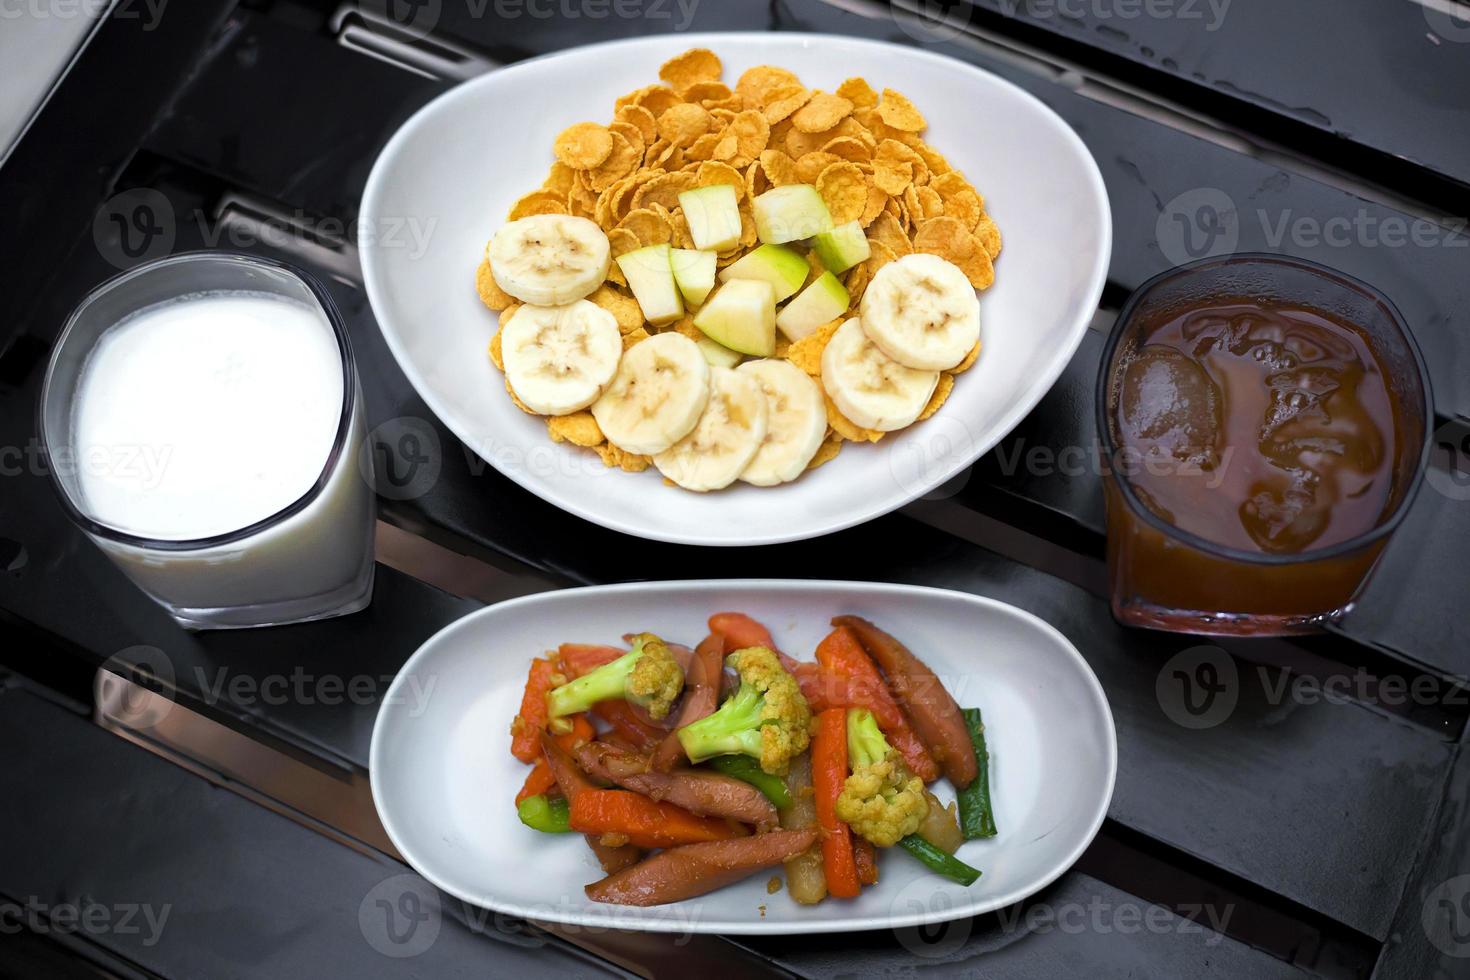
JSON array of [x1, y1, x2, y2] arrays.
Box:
[[835, 709, 929, 847], [677, 647, 811, 775], [516, 759, 557, 806], [957, 707, 998, 839], [517, 794, 571, 833], [815, 627, 939, 782], [567, 789, 744, 849], [779, 753, 827, 905], [510, 657, 560, 763], [547, 633, 685, 721], [812, 707, 862, 898], [706, 754, 792, 809], [917, 790, 965, 854], [897, 835, 981, 886], [833, 616, 977, 788]]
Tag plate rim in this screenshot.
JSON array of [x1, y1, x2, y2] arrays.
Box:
[[369, 578, 1119, 935], [358, 31, 1113, 547]]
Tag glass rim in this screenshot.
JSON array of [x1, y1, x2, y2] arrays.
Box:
[[1095, 251, 1435, 567], [38, 250, 358, 553]]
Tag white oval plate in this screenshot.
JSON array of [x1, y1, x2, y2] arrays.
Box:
[[370, 580, 1116, 935], [359, 33, 1111, 546]]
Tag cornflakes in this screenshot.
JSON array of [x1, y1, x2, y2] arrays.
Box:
[[547, 411, 606, 447], [659, 47, 722, 91], [554, 122, 614, 169], [791, 92, 853, 133]]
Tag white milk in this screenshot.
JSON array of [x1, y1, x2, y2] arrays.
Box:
[[71, 290, 374, 628], [75, 292, 345, 539]]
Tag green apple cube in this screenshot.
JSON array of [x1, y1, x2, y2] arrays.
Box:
[[671, 248, 717, 308], [678, 184, 742, 252], [696, 335, 744, 369], [693, 279, 776, 357], [811, 220, 871, 274], [776, 272, 850, 342], [718, 244, 808, 302], [753, 184, 833, 244], [615, 243, 683, 325]]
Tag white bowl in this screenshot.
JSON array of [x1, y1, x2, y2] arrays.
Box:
[[360, 33, 1111, 545], [370, 580, 1116, 935]]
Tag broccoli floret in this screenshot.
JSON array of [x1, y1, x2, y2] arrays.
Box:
[[545, 632, 684, 720], [676, 646, 811, 775], [836, 709, 929, 847]]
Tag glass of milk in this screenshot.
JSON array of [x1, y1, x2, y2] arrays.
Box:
[[40, 252, 376, 629]]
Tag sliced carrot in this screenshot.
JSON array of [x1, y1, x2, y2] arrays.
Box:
[[592, 700, 663, 750], [568, 789, 744, 849], [557, 643, 624, 679], [813, 708, 861, 898], [511, 658, 558, 763], [814, 627, 939, 783], [515, 758, 557, 805], [708, 612, 776, 651], [853, 838, 879, 886], [554, 713, 596, 752]]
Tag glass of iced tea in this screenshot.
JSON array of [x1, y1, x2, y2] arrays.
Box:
[[1097, 254, 1432, 636]]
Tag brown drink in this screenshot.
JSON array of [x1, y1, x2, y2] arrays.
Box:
[[1098, 255, 1431, 636]]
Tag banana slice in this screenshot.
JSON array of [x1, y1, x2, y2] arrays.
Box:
[[592, 332, 710, 455], [737, 359, 827, 486], [822, 317, 939, 432], [489, 214, 611, 306], [501, 301, 622, 416], [654, 367, 769, 492], [858, 253, 980, 371]]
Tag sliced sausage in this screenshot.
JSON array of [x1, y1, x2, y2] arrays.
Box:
[[539, 732, 642, 872], [651, 633, 725, 770], [585, 828, 819, 907], [577, 742, 778, 829]]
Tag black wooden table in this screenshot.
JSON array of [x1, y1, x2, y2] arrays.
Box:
[[2, 1, 1469, 977]]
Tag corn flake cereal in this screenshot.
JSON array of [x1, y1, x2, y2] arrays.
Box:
[[547, 411, 606, 447], [815, 162, 867, 224], [659, 47, 722, 91], [476, 258, 514, 310], [554, 122, 614, 169], [791, 92, 854, 133]]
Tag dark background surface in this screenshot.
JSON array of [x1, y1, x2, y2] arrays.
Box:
[[2, 0, 1469, 977]]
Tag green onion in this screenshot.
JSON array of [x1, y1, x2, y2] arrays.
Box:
[[705, 755, 792, 809], [517, 794, 571, 833], [898, 835, 982, 886], [957, 707, 997, 839]]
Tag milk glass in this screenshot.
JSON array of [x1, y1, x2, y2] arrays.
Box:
[[40, 252, 375, 629]]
